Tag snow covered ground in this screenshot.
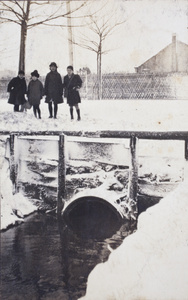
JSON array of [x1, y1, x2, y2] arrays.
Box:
[[0, 98, 188, 132], [79, 179, 188, 300], [1, 98, 188, 299], [0, 156, 38, 230], [0, 98, 188, 229], [0, 98, 188, 163]]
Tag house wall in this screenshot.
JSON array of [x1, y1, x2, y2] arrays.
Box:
[[176, 42, 188, 73], [136, 45, 173, 73], [136, 37, 188, 74]]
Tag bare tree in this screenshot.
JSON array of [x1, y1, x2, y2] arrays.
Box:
[[71, 2, 125, 99], [0, 0, 86, 72]]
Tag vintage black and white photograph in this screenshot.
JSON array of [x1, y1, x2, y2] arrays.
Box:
[[0, 0, 188, 299]]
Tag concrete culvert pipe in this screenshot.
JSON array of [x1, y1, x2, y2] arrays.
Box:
[[62, 196, 123, 238]]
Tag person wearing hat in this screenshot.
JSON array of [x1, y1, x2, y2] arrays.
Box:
[[27, 70, 44, 119], [44, 62, 63, 119], [7, 70, 27, 112], [63, 66, 82, 121]]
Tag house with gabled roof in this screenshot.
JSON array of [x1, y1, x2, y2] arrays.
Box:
[[135, 34, 188, 74]]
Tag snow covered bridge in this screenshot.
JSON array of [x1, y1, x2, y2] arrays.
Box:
[[1, 130, 188, 226]]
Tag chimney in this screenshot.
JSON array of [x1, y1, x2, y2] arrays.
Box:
[[172, 33, 177, 72]]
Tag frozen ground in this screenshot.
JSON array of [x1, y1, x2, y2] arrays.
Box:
[[1, 98, 188, 299], [0, 157, 38, 230], [0, 98, 188, 228], [1, 97, 187, 170], [0, 98, 188, 132], [79, 180, 188, 300]]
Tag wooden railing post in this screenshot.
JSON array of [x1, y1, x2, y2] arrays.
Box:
[[57, 134, 66, 216], [128, 136, 138, 219], [9, 134, 18, 193], [184, 139, 188, 181]]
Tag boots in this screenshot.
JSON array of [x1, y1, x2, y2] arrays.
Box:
[[70, 107, 74, 120], [33, 106, 37, 118], [38, 109, 41, 119], [48, 103, 53, 118], [54, 104, 58, 119], [77, 108, 81, 121]]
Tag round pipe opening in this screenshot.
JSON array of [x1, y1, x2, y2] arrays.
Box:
[[62, 196, 122, 238]]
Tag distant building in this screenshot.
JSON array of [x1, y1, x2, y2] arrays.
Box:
[[135, 34, 188, 74]]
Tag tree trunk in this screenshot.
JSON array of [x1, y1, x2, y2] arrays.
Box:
[[18, 0, 31, 72], [19, 21, 27, 72], [66, 1, 74, 66], [99, 50, 102, 100], [97, 52, 100, 99], [97, 39, 102, 100]]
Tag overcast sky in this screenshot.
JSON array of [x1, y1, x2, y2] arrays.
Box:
[[0, 0, 187, 76]]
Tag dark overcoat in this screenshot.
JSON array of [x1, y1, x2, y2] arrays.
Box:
[[7, 76, 27, 105], [44, 71, 63, 104], [28, 79, 44, 105], [63, 74, 82, 106]]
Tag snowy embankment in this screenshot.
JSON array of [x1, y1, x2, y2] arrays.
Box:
[[1, 98, 188, 297], [0, 159, 38, 230], [79, 180, 188, 300], [0, 137, 37, 230], [0, 98, 188, 132], [0, 99, 188, 230]]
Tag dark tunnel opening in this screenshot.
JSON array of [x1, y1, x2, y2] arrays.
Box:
[[62, 196, 123, 239]]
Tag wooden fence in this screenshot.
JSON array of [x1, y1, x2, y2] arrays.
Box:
[[79, 73, 188, 100], [1, 72, 188, 100]]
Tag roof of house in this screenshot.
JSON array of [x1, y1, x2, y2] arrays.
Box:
[[135, 38, 188, 69]]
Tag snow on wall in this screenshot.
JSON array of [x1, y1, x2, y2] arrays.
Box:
[[79, 180, 188, 300], [1, 143, 38, 230]]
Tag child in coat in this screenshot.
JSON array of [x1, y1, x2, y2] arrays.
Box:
[[27, 70, 44, 119], [7, 70, 27, 112], [44, 62, 63, 119], [63, 66, 82, 121]]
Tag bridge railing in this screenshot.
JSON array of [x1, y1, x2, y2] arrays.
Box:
[[1, 130, 188, 217]]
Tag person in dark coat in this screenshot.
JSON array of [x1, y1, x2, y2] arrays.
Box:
[[63, 66, 82, 121], [27, 70, 44, 119], [44, 62, 63, 119], [7, 70, 27, 112]]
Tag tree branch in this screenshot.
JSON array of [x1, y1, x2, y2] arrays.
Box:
[[27, 1, 66, 28], [0, 2, 23, 21], [0, 16, 21, 25], [69, 38, 98, 54], [64, 1, 88, 17], [14, 1, 25, 17]]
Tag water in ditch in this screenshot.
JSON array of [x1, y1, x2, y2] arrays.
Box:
[[1, 212, 136, 300]]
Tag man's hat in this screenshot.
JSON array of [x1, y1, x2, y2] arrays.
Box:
[[49, 62, 58, 68], [67, 65, 73, 71], [31, 70, 40, 78], [18, 70, 25, 75]]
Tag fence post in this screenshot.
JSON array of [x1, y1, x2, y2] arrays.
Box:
[[128, 136, 138, 219], [9, 134, 18, 193], [57, 134, 66, 217], [184, 139, 188, 181]]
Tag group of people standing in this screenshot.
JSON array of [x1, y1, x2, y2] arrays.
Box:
[[7, 62, 82, 120]]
